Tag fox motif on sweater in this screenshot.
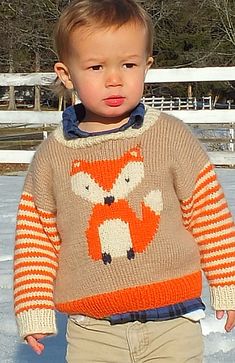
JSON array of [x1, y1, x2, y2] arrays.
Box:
[[70, 146, 163, 264]]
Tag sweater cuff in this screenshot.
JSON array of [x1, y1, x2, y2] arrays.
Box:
[[210, 286, 235, 310], [16, 309, 57, 339]]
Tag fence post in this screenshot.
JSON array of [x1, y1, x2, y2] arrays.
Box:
[[229, 123, 234, 152], [209, 96, 212, 110], [43, 124, 48, 140], [178, 97, 181, 110], [161, 96, 164, 111], [152, 95, 155, 107]]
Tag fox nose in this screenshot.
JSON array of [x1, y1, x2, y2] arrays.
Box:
[[104, 196, 115, 205]]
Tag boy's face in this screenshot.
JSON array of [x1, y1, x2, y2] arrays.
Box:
[[55, 23, 153, 123]]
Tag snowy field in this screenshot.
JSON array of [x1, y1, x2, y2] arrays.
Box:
[[0, 170, 235, 362]]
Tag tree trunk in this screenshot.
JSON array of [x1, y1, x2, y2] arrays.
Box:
[[8, 47, 16, 110], [34, 51, 41, 111], [187, 84, 193, 98], [8, 86, 16, 110]]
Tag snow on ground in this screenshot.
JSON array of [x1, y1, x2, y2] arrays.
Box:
[[0, 170, 235, 362]]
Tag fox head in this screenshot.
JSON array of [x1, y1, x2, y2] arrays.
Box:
[[70, 147, 144, 204]]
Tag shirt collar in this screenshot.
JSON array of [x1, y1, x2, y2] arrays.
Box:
[[62, 102, 145, 140]]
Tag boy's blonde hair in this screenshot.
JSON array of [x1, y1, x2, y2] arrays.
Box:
[[54, 0, 154, 62]]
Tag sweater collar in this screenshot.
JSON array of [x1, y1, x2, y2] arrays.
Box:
[[53, 106, 160, 149], [62, 103, 145, 140]]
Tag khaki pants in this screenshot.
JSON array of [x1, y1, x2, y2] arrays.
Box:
[[66, 316, 204, 363]]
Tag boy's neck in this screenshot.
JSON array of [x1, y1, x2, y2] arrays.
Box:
[[78, 113, 130, 133]]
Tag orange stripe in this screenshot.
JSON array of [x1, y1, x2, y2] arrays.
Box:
[[207, 271, 235, 281], [191, 203, 228, 220], [17, 215, 40, 223], [44, 231, 60, 238], [198, 231, 235, 246], [38, 210, 55, 219], [181, 196, 193, 207], [193, 213, 232, 229], [14, 287, 53, 298], [203, 261, 235, 273], [18, 216, 57, 230], [183, 212, 232, 228], [201, 251, 235, 264], [183, 202, 228, 221], [15, 295, 54, 306], [16, 224, 44, 233], [181, 205, 193, 216], [210, 280, 235, 287], [193, 193, 224, 212], [14, 270, 55, 280], [15, 304, 54, 315], [15, 242, 56, 254], [181, 214, 192, 223], [14, 261, 57, 270], [14, 278, 53, 289], [16, 234, 50, 243], [42, 222, 57, 228], [21, 193, 33, 201], [197, 163, 213, 180], [52, 241, 61, 247], [18, 205, 37, 213], [199, 242, 235, 255], [194, 185, 222, 205], [15, 251, 57, 262], [194, 174, 216, 195], [193, 222, 235, 238], [16, 224, 59, 239]]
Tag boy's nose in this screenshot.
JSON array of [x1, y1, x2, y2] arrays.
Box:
[[105, 70, 122, 87]]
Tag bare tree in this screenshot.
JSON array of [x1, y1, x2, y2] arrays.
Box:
[[209, 0, 235, 46], [0, 1, 20, 109]]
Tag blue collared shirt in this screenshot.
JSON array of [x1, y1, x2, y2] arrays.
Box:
[[62, 102, 145, 139]]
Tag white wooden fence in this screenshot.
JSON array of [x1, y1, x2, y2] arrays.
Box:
[[0, 67, 235, 165]]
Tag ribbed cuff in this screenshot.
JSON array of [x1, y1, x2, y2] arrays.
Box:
[[16, 309, 57, 339], [210, 285, 235, 310]]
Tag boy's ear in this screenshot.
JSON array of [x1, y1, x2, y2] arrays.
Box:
[[54, 62, 74, 90], [146, 56, 154, 70]]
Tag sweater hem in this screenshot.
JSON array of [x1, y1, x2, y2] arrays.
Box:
[[55, 271, 202, 318]]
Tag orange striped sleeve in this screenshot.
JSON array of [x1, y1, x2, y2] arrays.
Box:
[[181, 162, 235, 310], [14, 191, 61, 337]]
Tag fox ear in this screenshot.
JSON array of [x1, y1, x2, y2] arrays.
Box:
[[129, 146, 142, 159], [70, 160, 81, 176]]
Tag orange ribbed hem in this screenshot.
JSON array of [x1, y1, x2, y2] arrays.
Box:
[[55, 271, 202, 318]]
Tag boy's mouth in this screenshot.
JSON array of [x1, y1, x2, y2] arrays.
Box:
[[104, 96, 125, 107]]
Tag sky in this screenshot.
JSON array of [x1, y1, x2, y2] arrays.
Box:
[[0, 171, 235, 362]]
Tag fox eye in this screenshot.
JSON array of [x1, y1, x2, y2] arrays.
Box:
[[85, 185, 89, 190], [125, 178, 130, 183]]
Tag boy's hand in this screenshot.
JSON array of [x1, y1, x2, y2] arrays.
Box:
[[216, 310, 235, 332], [25, 334, 48, 355]]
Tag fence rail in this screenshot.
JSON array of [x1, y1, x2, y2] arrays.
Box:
[[0, 109, 234, 165], [1, 66, 235, 85], [1, 67, 235, 166]]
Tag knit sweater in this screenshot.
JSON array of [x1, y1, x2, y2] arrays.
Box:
[[14, 106, 235, 338]]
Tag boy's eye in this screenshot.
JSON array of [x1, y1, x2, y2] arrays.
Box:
[[90, 65, 102, 71], [123, 63, 136, 69]]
